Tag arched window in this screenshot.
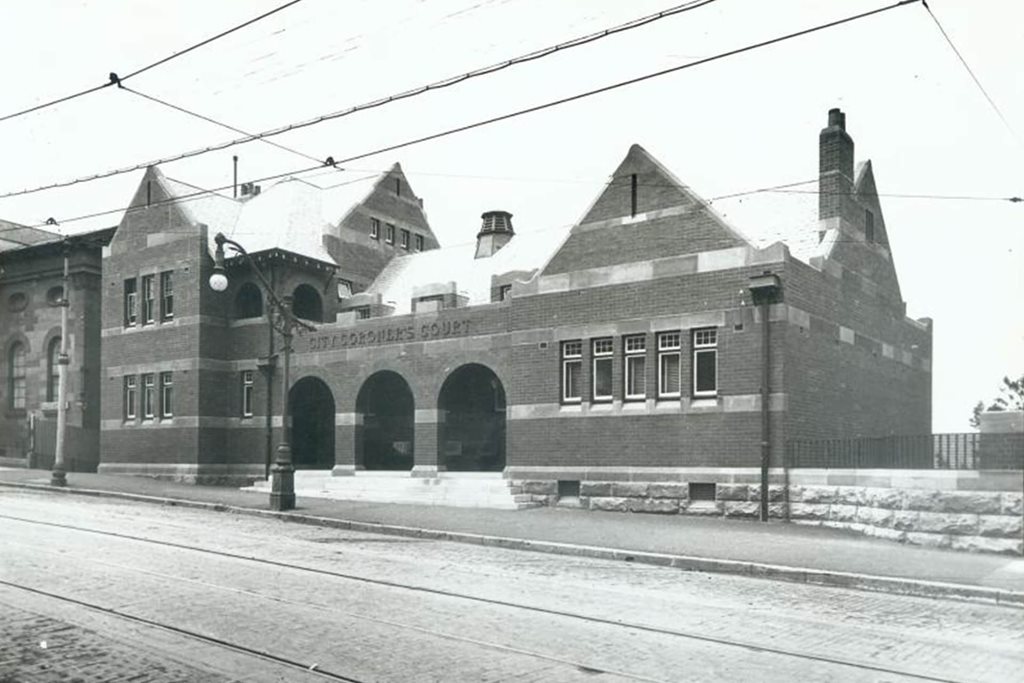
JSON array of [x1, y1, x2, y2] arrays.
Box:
[[234, 282, 264, 319], [47, 337, 62, 402], [8, 342, 26, 410], [292, 284, 323, 322]]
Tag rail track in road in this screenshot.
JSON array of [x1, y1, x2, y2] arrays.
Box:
[[0, 510, 974, 683]]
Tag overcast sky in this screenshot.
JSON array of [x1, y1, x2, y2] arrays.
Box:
[[1, 0, 1021, 432]]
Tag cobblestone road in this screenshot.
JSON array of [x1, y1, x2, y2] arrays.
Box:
[[1, 489, 1022, 682]]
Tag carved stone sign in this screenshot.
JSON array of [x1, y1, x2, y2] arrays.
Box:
[[303, 319, 472, 352]]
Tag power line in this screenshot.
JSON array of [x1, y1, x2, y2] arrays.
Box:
[[0, 0, 306, 125], [0, 0, 721, 200], [922, 1, 1020, 144]]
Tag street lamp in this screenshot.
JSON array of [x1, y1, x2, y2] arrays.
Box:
[[209, 232, 314, 511]]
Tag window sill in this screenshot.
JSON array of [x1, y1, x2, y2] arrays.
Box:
[[559, 403, 583, 414]]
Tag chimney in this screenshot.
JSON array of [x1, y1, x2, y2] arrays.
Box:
[[819, 107, 855, 221], [475, 210, 514, 259]]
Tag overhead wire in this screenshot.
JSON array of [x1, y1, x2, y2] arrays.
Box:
[[116, 0, 718, 175], [922, 1, 1020, 144], [0, 0, 307, 125], [0, 0, 722, 200]]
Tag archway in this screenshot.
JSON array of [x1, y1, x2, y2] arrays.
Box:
[[292, 284, 323, 322], [288, 376, 335, 469], [355, 371, 414, 470], [437, 364, 506, 472]]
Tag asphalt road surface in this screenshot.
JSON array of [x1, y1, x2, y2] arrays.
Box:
[[1, 488, 1021, 682]]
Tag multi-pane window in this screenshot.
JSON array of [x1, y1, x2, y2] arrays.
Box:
[[355, 306, 371, 320], [242, 370, 254, 417], [160, 271, 174, 320], [692, 328, 718, 397], [124, 375, 137, 420], [124, 278, 138, 326], [141, 274, 155, 324], [561, 341, 582, 404], [592, 338, 613, 402], [370, 217, 381, 240], [142, 373, 155, 419], [400, 229, 410, 250], [657, 331, 681, 398], [160, 372, 173, 418], [46, 337, 61, 402], [385, 223, 395, 244], [8, 342, 26, 410], [624, 335, 646, 400], [415, 234, 424, 251]]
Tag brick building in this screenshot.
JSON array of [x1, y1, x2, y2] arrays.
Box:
[[7, 109, 933, 509], [0, 223, 113, 471]]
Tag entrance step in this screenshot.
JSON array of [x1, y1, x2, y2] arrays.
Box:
[[242, 471, 540, 510]]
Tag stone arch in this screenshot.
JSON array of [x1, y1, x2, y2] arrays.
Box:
[[292, 284, 323, 322], [287, 375, 335, 469], [355, 370, 414, 471], [234, 282, 263, 319], [437, 363, 506, 472]]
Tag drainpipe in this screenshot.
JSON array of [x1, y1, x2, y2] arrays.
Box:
[[749, 273, 781, 522]]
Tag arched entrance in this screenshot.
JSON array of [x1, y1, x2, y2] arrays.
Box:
[[355, 371, 414, 470], [288, 376, 335, 469], [438, 364, 506, 472]]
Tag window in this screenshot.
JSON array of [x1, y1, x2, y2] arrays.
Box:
[[8, 342, 26, 410], [370, 218, 381, 240], [385, 223, 395, 244], [592, 338, 613, 402], [415, 234, 424, 252], [242, 370, 254, 417], [692, 328, 718, 397], [292, 284, 323, 322], [160, 372, 173, 418], [624, 335, 646, 400], [400, 229, 410, 250], [124, 375, 137, 420], [657, 331, 681, 398], [235, 283, 263, 319], [160, 271, 174, 320], [561, 341, 582, 403], [355, 306, 371, 320], [124, 278, 138, 326], [497, 284, 513, 301], [141, 274, 155, 324], [142, 373, 155, 419], [630, 173, 638, 217], [865, 209, 875, 243], [46, 337, 62, 402]]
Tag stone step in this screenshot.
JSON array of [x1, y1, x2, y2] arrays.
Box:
[[242, 470, 523, 509]]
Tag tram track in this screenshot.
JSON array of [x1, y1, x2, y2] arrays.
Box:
[[0, 511, 971, 682]]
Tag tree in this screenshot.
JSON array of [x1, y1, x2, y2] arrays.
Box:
[[970, 375, 1024, 429]]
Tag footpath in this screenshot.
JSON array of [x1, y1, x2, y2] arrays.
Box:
[[2, 467, 1023, 607]]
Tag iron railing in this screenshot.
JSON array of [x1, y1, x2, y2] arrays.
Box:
[[786, 432, 1023, 470]]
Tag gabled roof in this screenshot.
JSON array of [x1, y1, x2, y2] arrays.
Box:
[[364, 226, 570, 314], [0, 219, 61, 253], [143, 166, 397, 266]]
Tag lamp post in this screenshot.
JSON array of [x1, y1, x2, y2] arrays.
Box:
[[208, 232, 314, 511], [51, 241, 70, 487]]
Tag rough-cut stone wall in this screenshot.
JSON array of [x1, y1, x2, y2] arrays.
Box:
[[507, 467, 1023, 555]]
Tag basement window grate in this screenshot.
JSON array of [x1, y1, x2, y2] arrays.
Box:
[[558, 480, 581, 499], [689, 482, 716, 501]]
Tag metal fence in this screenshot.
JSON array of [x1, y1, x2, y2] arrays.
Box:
[[786, 432, 1024, 470]]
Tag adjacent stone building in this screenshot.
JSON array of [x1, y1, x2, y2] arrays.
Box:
[[0, 222, 113, 471]]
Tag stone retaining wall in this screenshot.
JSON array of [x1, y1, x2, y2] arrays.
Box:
[[507, 467, 1024, 555]]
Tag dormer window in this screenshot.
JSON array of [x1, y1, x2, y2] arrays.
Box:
[[498, 284, 512, 301], [385, 224, 395, 245], [415, 234, 424, 252], [401, 229, 410, 250], [370, 218, 380, 240]]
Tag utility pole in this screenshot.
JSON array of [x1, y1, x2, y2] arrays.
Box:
[[51, 241, 70, 486]]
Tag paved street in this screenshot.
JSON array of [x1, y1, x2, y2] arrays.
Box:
[[1, 488, 1022, 682]]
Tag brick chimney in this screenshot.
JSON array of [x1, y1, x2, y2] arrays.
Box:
[[475, 210, 514, 259], [819, 108, 855, 221]]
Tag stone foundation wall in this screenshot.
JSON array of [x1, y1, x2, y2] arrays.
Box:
[[506, 467, 1024, 555]]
